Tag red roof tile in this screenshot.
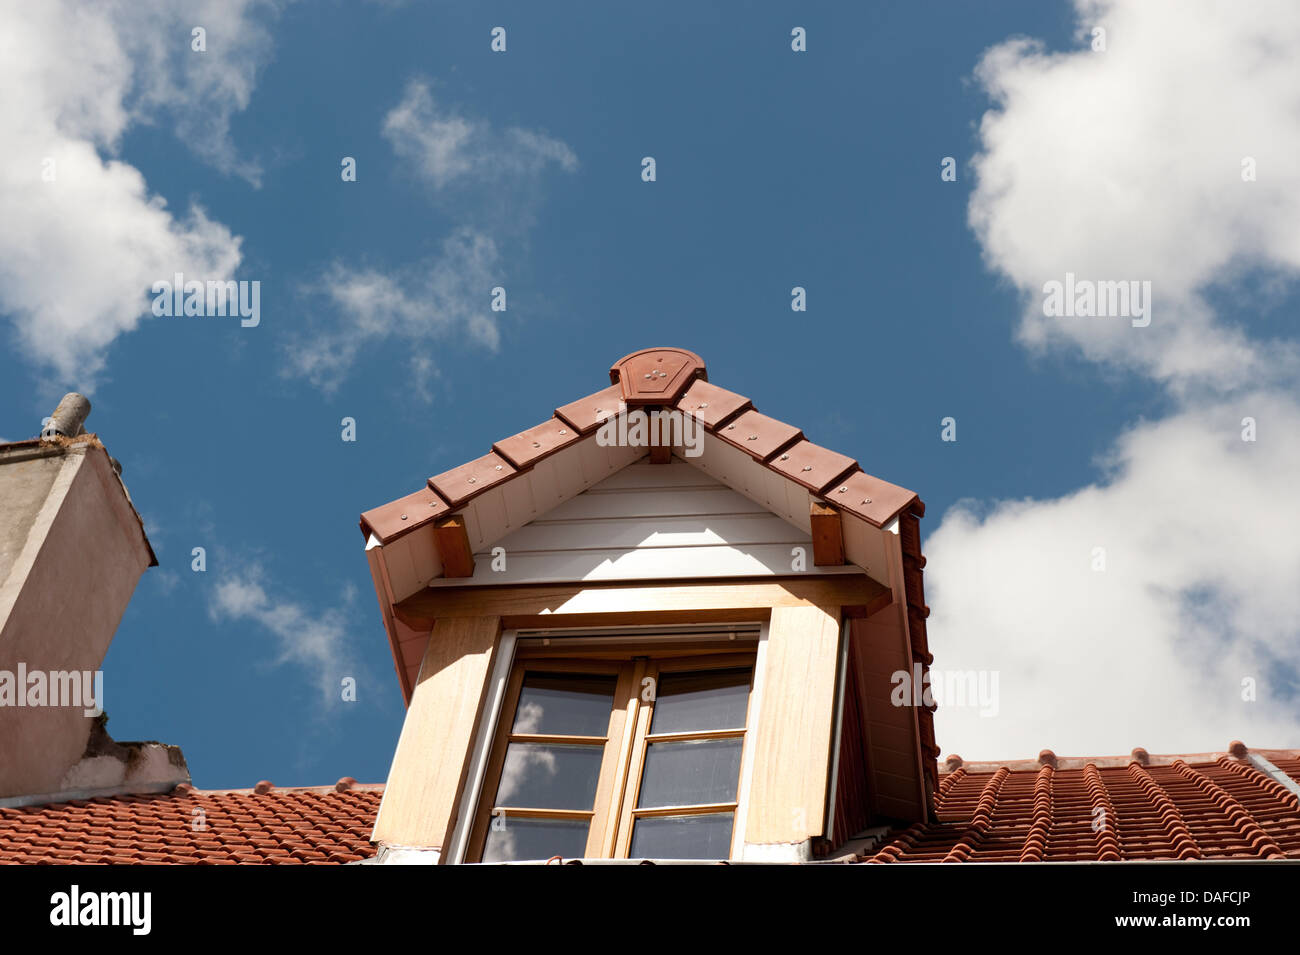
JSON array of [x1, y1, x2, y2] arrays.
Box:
[[553, 384, 625, 435], [768, 439, 859, 495], [673, 379, 752, 429], [0, 784, 383, 865], [827, 469, 921, 529], [866, 749, 1300, 863], [492, 417, 583, 470], [428, 451, 517, 508], [714, 409, 803, 462]]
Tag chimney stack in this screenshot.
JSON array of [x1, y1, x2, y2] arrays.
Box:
[[0, 409, 172, 800]]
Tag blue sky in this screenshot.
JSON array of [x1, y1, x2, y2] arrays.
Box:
[[3, 1, 1297, 787]]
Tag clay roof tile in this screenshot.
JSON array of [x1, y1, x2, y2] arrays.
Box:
[[492, 417, 583, 470], [554, 384, 625, 435], [428, 451, 517, 508], [768, 439, 858, 494], [714, 409, 802, 462]]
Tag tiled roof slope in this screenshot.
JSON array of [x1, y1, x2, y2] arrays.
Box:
[[867, 747, 1300, 863], [0, 781, 382, 864]]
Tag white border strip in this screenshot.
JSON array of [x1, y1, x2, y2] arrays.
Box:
[[731, 620, 769, 859], [445, 629, 518, 865]]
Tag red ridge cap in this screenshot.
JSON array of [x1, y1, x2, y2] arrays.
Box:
[[610, 347, 706, 406]]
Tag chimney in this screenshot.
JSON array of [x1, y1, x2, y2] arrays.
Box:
[[0, 399, 182, 801]]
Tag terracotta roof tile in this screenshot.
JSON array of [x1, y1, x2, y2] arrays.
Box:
[[428, 451, 517, 508], [492, 417, 583, 470], [826, 469, 921, 528], [554, 384, 626, 435], [673, 379, 752, 429], [768, 439, 858, 494], [359, 487, 451, 544], [0, 785, 382, 865], [714, 409, 803, 462], [866, 750, 1300, 863]]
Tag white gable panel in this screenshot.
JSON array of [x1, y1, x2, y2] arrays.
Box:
[[430, 459, 857, 587]]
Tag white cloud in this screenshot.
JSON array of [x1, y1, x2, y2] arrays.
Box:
[[0, 1, 276, 389], [285, 228, 501, 393], [209, 567, 360, 703], [929, 0, 1300, 760], [284, 83, 577, 393], [928, 393, 1300, 759], [383, 79, 578, 192], [968, 0, 1300, 392]]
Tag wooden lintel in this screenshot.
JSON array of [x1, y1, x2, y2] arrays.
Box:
[[810, 500, 846, 567], [434, 514, 475, 579], [392, 574, 889, 631]]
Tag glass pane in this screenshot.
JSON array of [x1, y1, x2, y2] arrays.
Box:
[[495, 743, 604, 809], [636, 738, 743, 808], [482, 816, 590, 863], [649, 667, 752, 735], [512, 672, 617, 736], [630, 812, 735, 860]]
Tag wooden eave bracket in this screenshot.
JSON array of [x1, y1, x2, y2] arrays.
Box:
[[434, 514, 475, 579], [810, 500, 846, 567]]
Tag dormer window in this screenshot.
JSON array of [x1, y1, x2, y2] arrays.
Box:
[[465, 635, 759, 862], [360, 348, 936, 865]]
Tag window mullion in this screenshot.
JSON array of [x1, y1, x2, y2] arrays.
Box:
[[612, 659, 658, 858]]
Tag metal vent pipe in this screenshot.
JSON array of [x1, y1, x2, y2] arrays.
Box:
[[42, 393, 91, 438]]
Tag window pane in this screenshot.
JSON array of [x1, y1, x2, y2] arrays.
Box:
[[636, 738, 743, 808], [512, 672, 617, 736], [630, 812, 734, 860], [482, 816, 590, 863], [649, 667, 751, 735], [495, 743, 604, 809]]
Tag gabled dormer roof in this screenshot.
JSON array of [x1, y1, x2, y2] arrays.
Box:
[[360, 345, 922, 551]]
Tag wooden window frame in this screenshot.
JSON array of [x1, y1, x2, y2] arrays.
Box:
[[462, 631, 762, 862]]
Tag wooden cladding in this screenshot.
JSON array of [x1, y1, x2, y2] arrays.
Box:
[[744, 604, 842, 848], [393, 574, 889, 631], [370, 615, 501, 850]]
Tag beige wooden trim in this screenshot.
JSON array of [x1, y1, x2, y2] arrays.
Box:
[[371, 614, 501, 852], [743, 603, 842, 846], [392, 575, 890, 630], [632, 802, 738, 818], [614, 658, 658, 858], [600, 661, 644, 857]]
